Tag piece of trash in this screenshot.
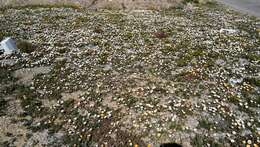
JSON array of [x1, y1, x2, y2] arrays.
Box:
[[229, 77, 243, 85], [0, 37, 19, 55], [219, 28, 238, 34]]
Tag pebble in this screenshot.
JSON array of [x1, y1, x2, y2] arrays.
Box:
[[247, 140, 252, 145]]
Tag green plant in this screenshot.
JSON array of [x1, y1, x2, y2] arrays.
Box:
[[11, 4, 80, 10], [176, 56, 192, 67], [256, 95, 260, 105], [228, 95, 240, 104], [0, 32, 4, 41], [191, 135, 222, 147], [169, 121, 183, 131], [204, 0, 218, 7], [245, 53, 260, 61], [190, 49, 205, 57], [183, 0, 199, 4], [198, 119, 213, 130], [93, 27, 103, 34], [160, 45, 174, 54], [244, 77, 260, 87], [0, 32, 13, 41], [97, 51, 110, 64], [0, 99, 7, 116], [125, 96, 138, 108]]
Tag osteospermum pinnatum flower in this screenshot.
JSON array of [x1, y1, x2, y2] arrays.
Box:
[[0, 2, 259, 146]]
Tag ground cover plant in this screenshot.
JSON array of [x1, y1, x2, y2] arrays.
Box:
[[0, 2, 259, 146]]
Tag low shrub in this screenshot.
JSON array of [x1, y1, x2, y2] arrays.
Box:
[[16, 40, 35, 53]]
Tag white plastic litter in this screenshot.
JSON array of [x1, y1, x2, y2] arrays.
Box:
[[229, 77, 243, 85], [0, 37, 19, 55], [219, 28, 238, 34]]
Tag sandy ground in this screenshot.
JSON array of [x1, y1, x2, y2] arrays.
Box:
[[217, 0, 260, 17], [1, 0, 260, 16], [0, 0, 181, 10]]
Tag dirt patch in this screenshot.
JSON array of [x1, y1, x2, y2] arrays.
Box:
[[13, 66, 51, 85], [91, 118, 145, 146], [24, 129, 56, 146], [6, 96, 24, 116], [61, 90, 84, 101], [0, 116, 29, 146], [102, 93, 127, 113]]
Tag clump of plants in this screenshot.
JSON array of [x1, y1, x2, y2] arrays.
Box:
[[169, 121, 183, 131], [198, 119, 213, 130], [10, 4, 80, 10], [93, 27, 103, 34], [0, 32, 12, 41], [245, 53, 260, 62], [191, 135, 222, 147], [0, 32, 4, 41], [0, 68, 16, 84], [243, 77, 260, 87], [16, 40, 35, 53], [0, 99, 7, 116], [183, 0, 199, 4]]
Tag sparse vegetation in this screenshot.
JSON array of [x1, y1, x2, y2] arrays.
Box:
[[198, 119, 213, 130], [0, 4, 80, 12], [169, 121, 183, 131], [228, 95, 240, 104], [183, 0, 199, 4], [244, 77, 260, 87], [0, 32, 13, 41], [93, 27, 103, 34], [245, 53, 260, 62], [0, 99, 7, 116], [0, 2, 259, 147], [191, 135, 222, 147], [0, 32, 4, 41]]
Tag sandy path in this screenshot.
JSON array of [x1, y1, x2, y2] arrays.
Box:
[[217, 0, 260, 17]]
